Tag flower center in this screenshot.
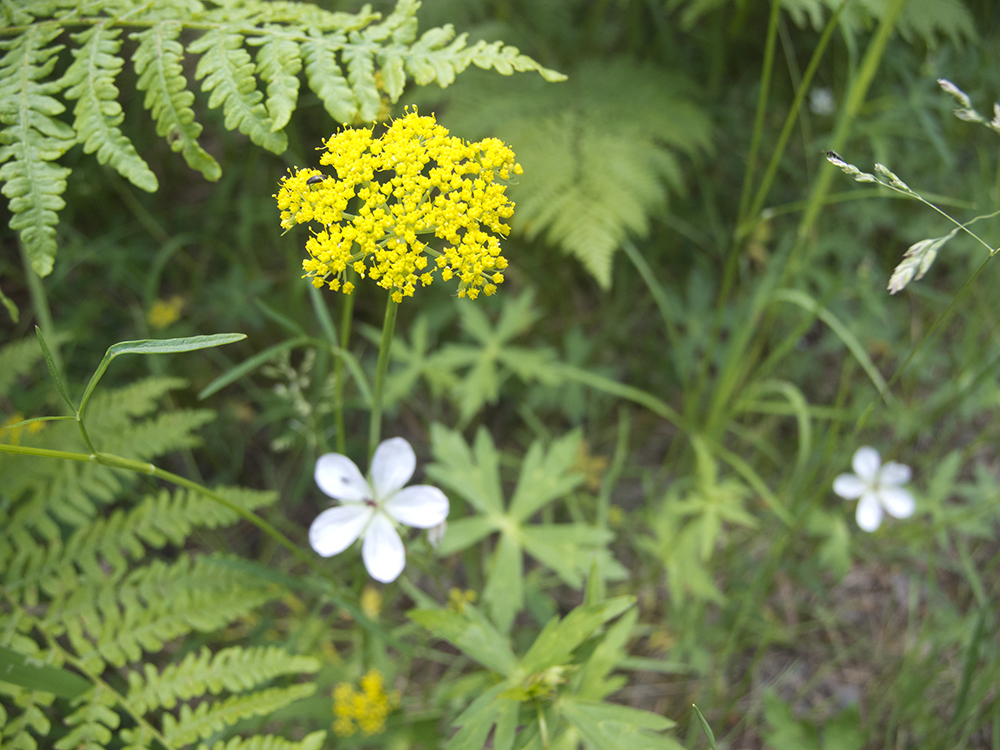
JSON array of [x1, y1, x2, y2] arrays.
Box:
[[364, 498, 377, 508]]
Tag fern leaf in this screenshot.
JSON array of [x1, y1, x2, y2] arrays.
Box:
[[54, 684, 118, 750], [301, 38, 358, 124], [200, 731, 328, 750], [402, 26, 567, 88], [0, 24, 75, 277], [0, 334, 44, 395], [252, 32, 301, 131], [131, 23, 221, 181], [62, 23, 158, 193], [190, 29, 287, 153], [125, 645, 319, 713], [439, 60, 710, 287], [162, 683, 317, 745], [49, 554, 279, 673], [342, 35, 382, 122]]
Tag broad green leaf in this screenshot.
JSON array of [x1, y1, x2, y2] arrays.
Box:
[[508, 430, 583, 521], [577, 607, 638, 701], [409, 605, 519, 677], [428, 424, 505, 515], [521, 597, 634, 675], [435, 516, 498, 556], [482, 531, 524, 635], [559, 698, 683, 750], [520, 524, 625, 587], [0, 645, 91, 698], [446, 683, 511, 750]]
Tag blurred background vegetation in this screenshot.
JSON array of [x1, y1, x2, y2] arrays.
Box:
[[3, 0, 1000, 747]]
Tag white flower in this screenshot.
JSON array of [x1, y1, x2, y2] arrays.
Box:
[[309, 437, 449, 583], [833, 446, 915, 532]]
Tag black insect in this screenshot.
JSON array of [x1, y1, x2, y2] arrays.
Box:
[[306, 174, 328, 185], [825, 150, 843, 161]]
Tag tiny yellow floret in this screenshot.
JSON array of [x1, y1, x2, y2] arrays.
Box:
[[274, 108, 519, 302]]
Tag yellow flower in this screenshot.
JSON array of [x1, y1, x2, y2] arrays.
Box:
[[275, 108, 521, 301], [148, 296, 185, 329], [332, 669, 400, 737]]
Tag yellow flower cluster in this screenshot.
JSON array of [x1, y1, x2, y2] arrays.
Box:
[[275, 109, 522, 303], [332, 669, 400, 737]]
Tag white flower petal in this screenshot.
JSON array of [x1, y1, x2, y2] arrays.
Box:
[[852, 447, 881, 481], [371, 437, 416, 499], [362, 513, 405, 583], [309, 505, 372, 557], [880, 461, 911, 486], [880, 487, 915, 519], [856, 492, 884, 532], [385, 486, 449, 528], [833, 473, 867, 499], [427, 521, 447, 549], [315, 453, 371, 502]]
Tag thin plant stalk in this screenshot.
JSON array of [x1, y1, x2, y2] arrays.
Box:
[[21, 241, 62, 374], [336, 282, 356, 454], [368, 295, 399, 461]]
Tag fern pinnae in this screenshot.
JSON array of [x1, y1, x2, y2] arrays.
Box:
[[131, 22, 221, 181], [0, 23, 74, 277], [343, 34, 382, 123], [300, 37, 357, 124], [251, 31, 300, 131], [63, 23, 158, 192], [190, 29, 287, 153], [202, 732, 328, 750]]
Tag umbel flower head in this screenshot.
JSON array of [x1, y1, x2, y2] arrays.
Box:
[[275, 109, 522, 303], [833, 446, 915, 532], [309, 437, 449, 583]]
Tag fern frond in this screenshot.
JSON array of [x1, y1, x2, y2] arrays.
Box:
[[131, 22, 221, 181], [201, 731, 328, 750], [54, 684, 119, 750], [343, 35, 383, 123], [163, 683, 317, 746], [301, 37, 358, 124], [440, 59, 710, 288], [125, 645, 318, 713], [0, 335, 44, 395], [0, 24, 74, 276], [49, 554, 279, 673], [190, 29, 287, 153], [251, 32, 301, 131], [62, 23, 158, 192]]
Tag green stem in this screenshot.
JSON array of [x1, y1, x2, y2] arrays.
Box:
[[21, 241, 61, 374], [368, 295, 399, 460], [335, 285, 355, 454]]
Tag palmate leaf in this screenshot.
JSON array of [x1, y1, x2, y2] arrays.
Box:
[[428, 425, 624, 634], [62, 23, 157, 193], [439, 59, 711, 288], [0, 24, 74, 276]]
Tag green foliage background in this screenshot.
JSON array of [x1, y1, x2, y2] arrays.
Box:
[[3, 0, 1000, 748]]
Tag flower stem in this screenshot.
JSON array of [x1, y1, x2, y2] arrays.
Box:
[[336, 281, 356, 454], [368, 295, 399, 461]]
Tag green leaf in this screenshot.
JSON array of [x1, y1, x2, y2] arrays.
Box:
[[80, 334, 246, 418], [131, 23, 221, 181], [559, 698, 683, 750], [508, 430, 583, 521], [343, 36, 382, 122], [482, 531, 524, 635], [691, 705, 718, 750], [35, 325, 74, 411], [190, 30, 287, 154], [301, 38, 358, 124], [0, 25, 76, 276], [253, 33, 302, 131], [0, 645, 91, 698], [408, 605, 519, 677], [63, 23, 157, 192], [434, 516, 498, 555], [445, 682, 513, 750], [428, 424, 506, 515], [577, 607, 637, 701], [520, 597, 634, 675]]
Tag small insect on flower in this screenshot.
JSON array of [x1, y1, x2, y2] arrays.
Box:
[[306, 174, 328, 185]]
